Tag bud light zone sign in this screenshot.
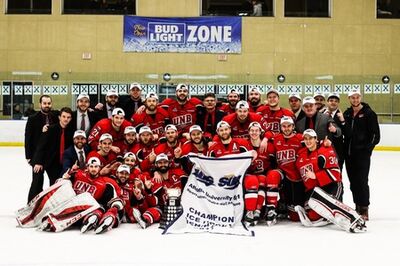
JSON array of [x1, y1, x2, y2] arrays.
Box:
[[123, 16, 242, 54]]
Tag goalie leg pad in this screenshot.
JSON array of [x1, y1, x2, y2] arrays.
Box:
[[309, 187, 367, 233]]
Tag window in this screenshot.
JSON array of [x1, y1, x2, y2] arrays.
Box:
[[1, 81, 34, 120], [285, 0, 330, 17], [377, 0, 400, 18], [63, 0, 136, 15], [6, 0, 51, 14], [202, 0, 274, 17]]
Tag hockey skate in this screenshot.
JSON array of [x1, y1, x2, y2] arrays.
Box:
[[243, 211, 256, 227], [80, 214, 99, 233], [265, 206, 277, 226], [132, 208, 150, 229], [94, 216, 115, 234], [349, 217, 367, 233]]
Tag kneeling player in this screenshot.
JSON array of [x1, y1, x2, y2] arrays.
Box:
[[295, 129, 366, 233], [62, 157, 124, 234]]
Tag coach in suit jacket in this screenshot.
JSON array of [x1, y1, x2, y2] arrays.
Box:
[[29, 107, 74, 202], [94, 89, 121, 120], [71, 94, 99, 135], [62, 130, 91, 174], [295, 96, 341, 141], [196, 93, 226, 138]]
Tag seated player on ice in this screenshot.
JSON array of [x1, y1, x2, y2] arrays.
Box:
[[295, 129, 366, 233], [62, 157, 124, 234]]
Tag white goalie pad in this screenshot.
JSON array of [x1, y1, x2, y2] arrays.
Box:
[[16, 179, 76, 228], [308, 187, 367, 233], [38, 192, 101, 233]]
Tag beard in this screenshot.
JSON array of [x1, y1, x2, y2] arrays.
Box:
[[249, 98, 260, 106], [156, 166, 169, 174]]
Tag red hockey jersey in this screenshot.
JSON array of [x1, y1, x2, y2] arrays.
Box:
[[88, 118, 132, 150], [131, 107, 170, 137]]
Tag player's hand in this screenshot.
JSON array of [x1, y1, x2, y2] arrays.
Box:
[[133, 188, 142, 200], [148, 149, 156, 163], [174, 143, 182, 159], [182, 132, 190, 140], [42, 124, 49, 133], [94, 103, 104, 110], [153, 172, 162, 183], [251, 150, 258, 161], [111, 146, 120, 154], [323, 136, 332, 147], [71, 161, 79, 172], [153, 134, 159, 141], [337, 112, 344, 122], [33, 164, 43, 173], [62, 169, 71, 179], [260, 137, 269, 153], [144, 179, 153, 189], [136, 105, 146, 114], [110, 161, 121, 170], [328, 122, 337, 133], [208, 141, 216, 148]]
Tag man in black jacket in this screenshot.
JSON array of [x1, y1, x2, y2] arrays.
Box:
[[24, 95, 59, 202], [196, 93, 226, 139], [70, 94, 98, 135], [119, 83, 144, 120], [29, 107, 74, 202], [343, 89, 380, 221], [61, 129, 90, 174]]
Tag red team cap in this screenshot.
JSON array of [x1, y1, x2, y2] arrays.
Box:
[[117, 164, 131, 174], [176, 83, 188, 91], [124, 126, 136, 134], [216, 121, 231, 130], [112, 108, 125, 117], [236, 100, 250, 110], [73, 130, 86, 139], [129, 83, 142, 91], [280, 116, 294, 125], [302, 96, 316, 106], [145, 92, 159, 100], [165, 124, 178, 132], [139, 126, 152, 135], [99, 133, 113, 142], [155, 153, 169, 163], [189, 125, 203, 133], [123, 152, 136, 161], [303, 129, 317, 138], [77, 94, 90, 102], [248, 121, 264, 132], [266, 88, 279, 97], [87, 157, 101, 166], [106, 89, 119, 97]]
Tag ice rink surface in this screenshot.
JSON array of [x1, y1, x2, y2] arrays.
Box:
[[1, 147, 399, 266]]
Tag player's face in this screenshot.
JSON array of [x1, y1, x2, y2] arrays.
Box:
[[88, 164, 100, 176], [165, 129, 178, 144], [304, 135, 317, 150], [303, 103, 317, 117], [228, 93, 239, 107], [59, 112, 72, 128], [217, 126, 231, 141], [267, 93, 279, 108], [249, 127, 261, 140], [327, 98, 339, 111], [155, 160, 169, 173], [203, 97, 216, 110], [139, 132, 152, 144], [176, 88, 189, 103], [281, 123, 294, 137], [117, 171, 129, 184], [314, 96, 325, 110], [106, 95, 118, 106], [130, 87, 141, 99], [248, 91, 261, 105], [73, 136, 87, 149], [112, 114, 124, 128], [40, 97, 52, 113], [289, 97, 301, 112], [190, 130, 203, 144], [99, 139, 112, 153], [77, 98, 90, 112], [125, 132, 136, 144], [236, 108, 249, 122], [124, 157, 136, 167], [349, 94, 361, 108], [145, 98, 158, 112]]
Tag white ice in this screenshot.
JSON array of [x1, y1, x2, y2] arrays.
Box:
[[1, 147, 399, 266]]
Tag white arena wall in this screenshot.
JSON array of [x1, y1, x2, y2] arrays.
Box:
[[0, 120, 399, 150]]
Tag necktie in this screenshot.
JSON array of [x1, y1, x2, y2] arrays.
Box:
[[78, 150, 85, 169], [81, 113, 86, 131], [134, 101, 139, 112], [60, 128, 65, 163], [309, 118, 314, 130], [45, 114, 49, 125]]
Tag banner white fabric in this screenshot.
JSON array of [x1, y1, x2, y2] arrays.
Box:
[[163, 152, 254, 236]]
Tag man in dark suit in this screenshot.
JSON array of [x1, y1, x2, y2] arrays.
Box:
[[95, 89, 120, 119], [119, 83, 144, 120], [29, 107, 74, 202], [295, 96, 341, 141], [196, 93, 226, 139], [24, 95, 59, 202], [324, 92, 345, 170], [70, 94, 98, 135], [288, 93, 305, 122], [62, 129, 90, 174]]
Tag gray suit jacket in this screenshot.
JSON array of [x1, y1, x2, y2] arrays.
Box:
[[295, 112, 341, 141]]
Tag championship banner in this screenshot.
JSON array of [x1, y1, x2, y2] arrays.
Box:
[[123, 16, 242, 54], [164, 152, 254, 236]]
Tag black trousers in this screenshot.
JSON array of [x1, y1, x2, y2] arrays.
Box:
[[345, 152, 371, 207], [27, 165, 61, 203]]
